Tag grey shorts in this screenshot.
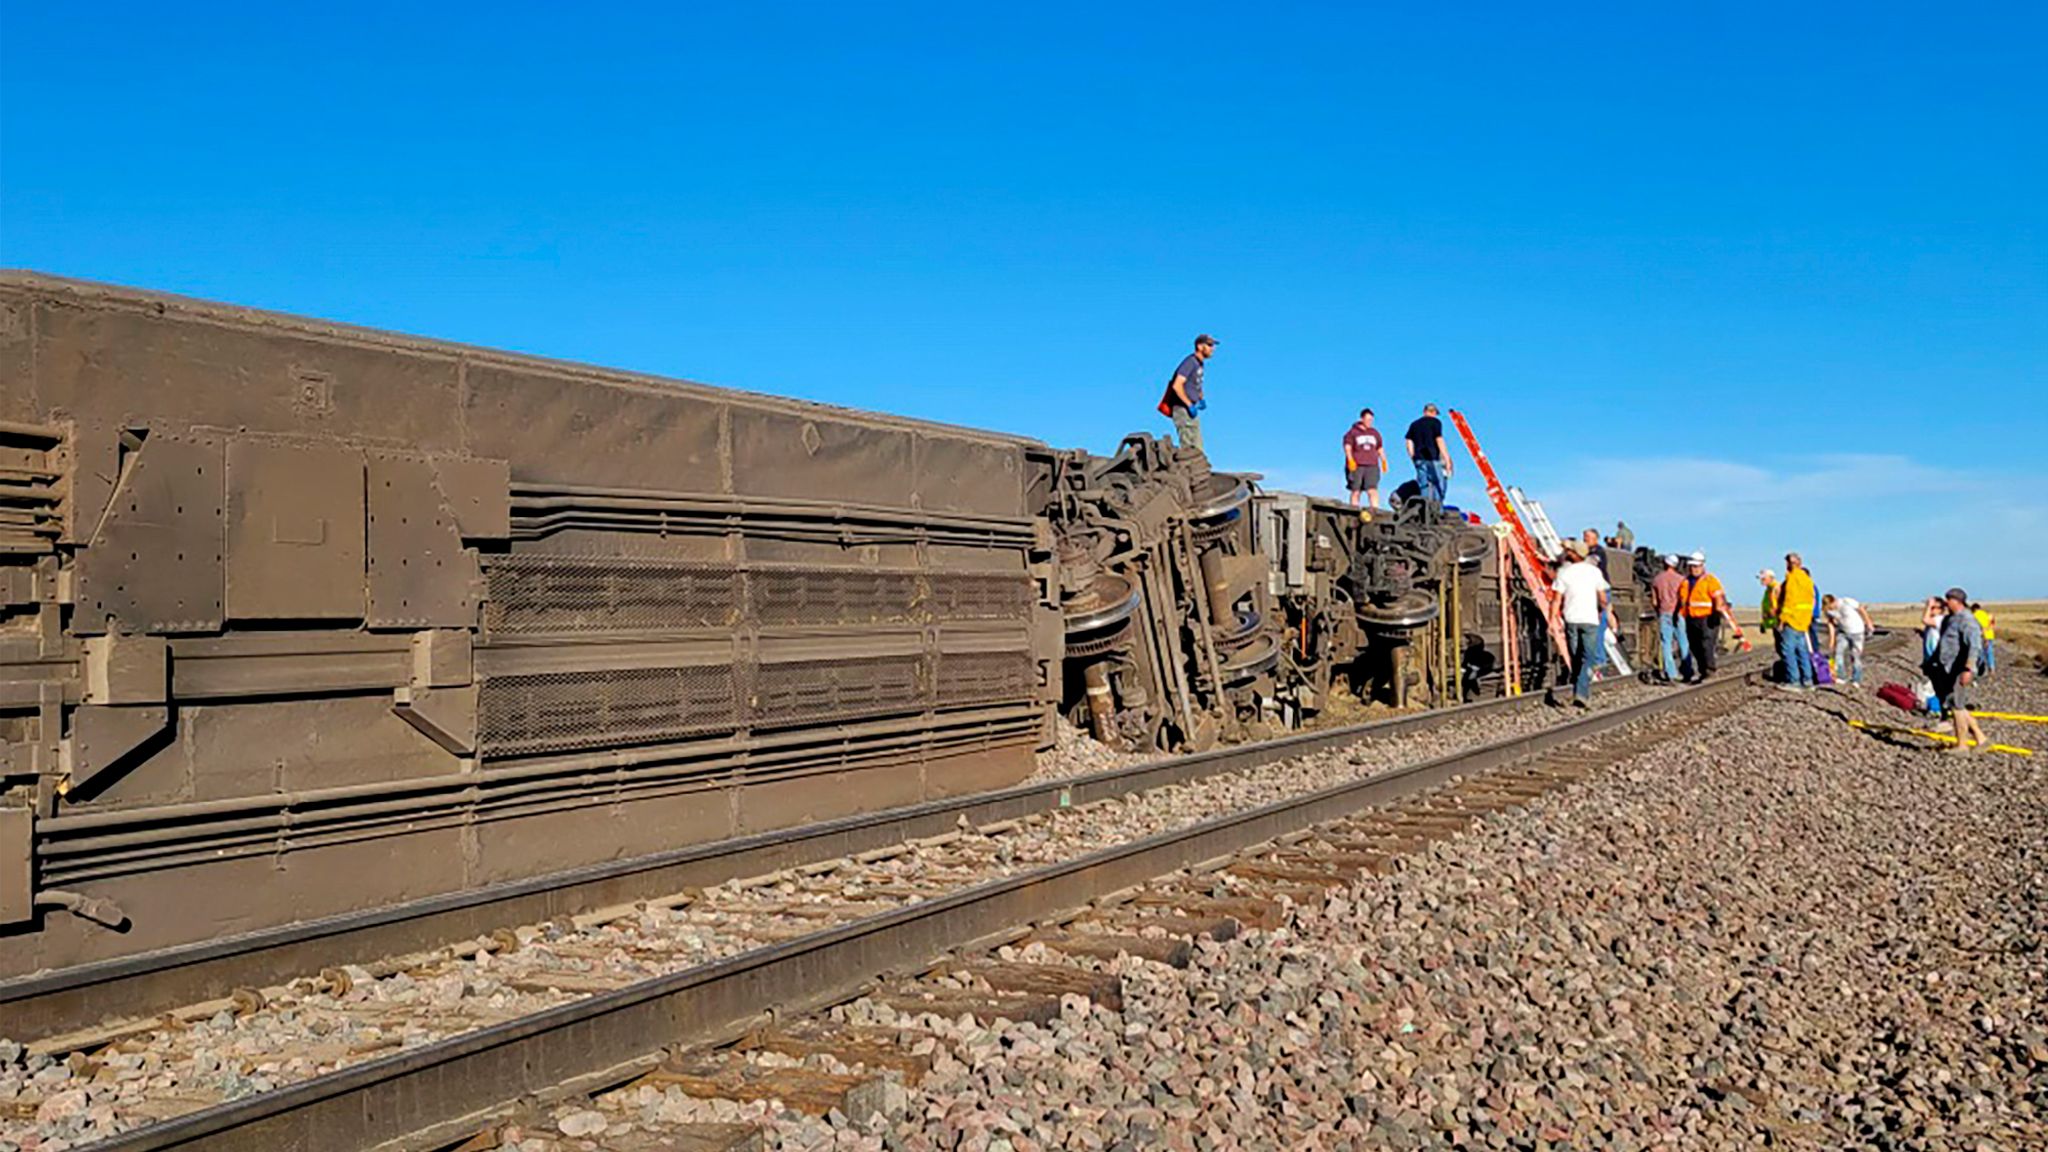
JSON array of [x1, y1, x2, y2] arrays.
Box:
[[1346, 465, 1381, 494]]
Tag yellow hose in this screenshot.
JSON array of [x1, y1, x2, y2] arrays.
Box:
[[1846, 719, 2034, 756], [1969, 710, 2048, 725]]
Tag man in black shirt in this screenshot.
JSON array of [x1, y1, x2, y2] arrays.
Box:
[[1404, 404, 1452, 513]]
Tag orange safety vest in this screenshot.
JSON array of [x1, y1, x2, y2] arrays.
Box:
[[1682, 573, 1723, 618]]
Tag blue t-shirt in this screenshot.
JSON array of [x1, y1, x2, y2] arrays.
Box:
[[1170, 353, 1204, 407]]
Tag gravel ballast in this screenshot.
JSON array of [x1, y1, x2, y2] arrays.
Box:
[[0, 666, 1680, 1148], [638, 651, 2048, 1152], [12, 650, 2041, 1151]]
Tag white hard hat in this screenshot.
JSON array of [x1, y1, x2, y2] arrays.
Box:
[[1664, 553, 1680, 566], [1689, 550, 1706, 563]]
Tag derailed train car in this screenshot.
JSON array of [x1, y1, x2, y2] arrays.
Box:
[[0, 273, 1628, 977]]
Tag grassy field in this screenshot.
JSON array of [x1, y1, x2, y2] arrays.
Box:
[[1727, 599, 2048, 672], [1868, 600, 2048, 672]]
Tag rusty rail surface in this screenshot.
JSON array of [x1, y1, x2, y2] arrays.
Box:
[[5, 688, 1544, 1042], [78, 666, 1770, 1152]]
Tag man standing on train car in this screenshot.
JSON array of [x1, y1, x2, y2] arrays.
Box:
[[1157, 335, 1216, 452], [1342, 408, 1387, 510], [1404, 404, 1452, 513]]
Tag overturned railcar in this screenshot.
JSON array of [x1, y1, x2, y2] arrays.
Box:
[[0, 272, 1630, 977], [0, 273, 1057, 975]]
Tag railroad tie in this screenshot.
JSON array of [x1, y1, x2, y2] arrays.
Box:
[[1127, 892, 1288, 931], [1317, 834, 1429, 855], [1027, 929, 1195, 969], [501, 970, 642, 995], [1082, 912, 1239, 943], [875, 989, 1063, 1027], [1224, 859, 1356, 889], [453, 1114, 764, 1151], [1370, 811, 1477, 831], [592, 1125, 765, 1152], [949, 960, 1126, 1011], [637, 1053, 892, 1118], [735, 1023, 933, 1081], [1282, 849, 1398, 876]]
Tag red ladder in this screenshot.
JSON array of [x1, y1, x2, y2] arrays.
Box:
[[1448, 409, 1571, 665]]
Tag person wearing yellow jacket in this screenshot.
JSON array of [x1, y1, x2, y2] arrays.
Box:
[[1775, 553, 1818, 691], [1972, 602, 1997, 675]]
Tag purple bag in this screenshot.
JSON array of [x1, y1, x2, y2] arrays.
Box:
[[1812, 649, 1834, 686]]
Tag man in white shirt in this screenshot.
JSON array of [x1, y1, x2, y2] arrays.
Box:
[[1823, 593, 1874, 687], [1552, 540, 1611, 708]]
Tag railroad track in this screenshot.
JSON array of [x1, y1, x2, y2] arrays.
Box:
[[572, 677, 1766, 1150], [9, 659, 1779, 1152], [8, 687, 1575, 1046]]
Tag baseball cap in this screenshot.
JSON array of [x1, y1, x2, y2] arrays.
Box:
[[1195, 334, 1218, 347], [1945, 586, 1969, 603]]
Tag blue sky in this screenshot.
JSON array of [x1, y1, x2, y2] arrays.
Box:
[[3, 3, 2042, 599]]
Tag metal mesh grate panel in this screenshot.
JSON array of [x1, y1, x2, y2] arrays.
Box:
[[485, 556, 741, 635], [926, 572, 1032, 621], [934, 651, 1036, 706], [479, 665, 740, 756], [750, 567, 921, 626], [753, 655, 927, 726]]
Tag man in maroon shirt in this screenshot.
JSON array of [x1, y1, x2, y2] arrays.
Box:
[[1341, 408, 1387, 510], [1650, 553, 1689, 683]]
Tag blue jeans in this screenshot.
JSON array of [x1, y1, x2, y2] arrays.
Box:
[[1778, 626, 1814, 686], [1566, 622, 1600, 701], [1834, 632, 1866, 685], [1415, 459, 1447, 510], [1981, 639, 1995, 676], [1658, 612, 1688, 680]]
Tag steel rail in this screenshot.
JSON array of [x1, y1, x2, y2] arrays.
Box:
[[5, 686, 1548, 1042], [79, 669, 1763, 1152], [6, 690, 1538, 1037]]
